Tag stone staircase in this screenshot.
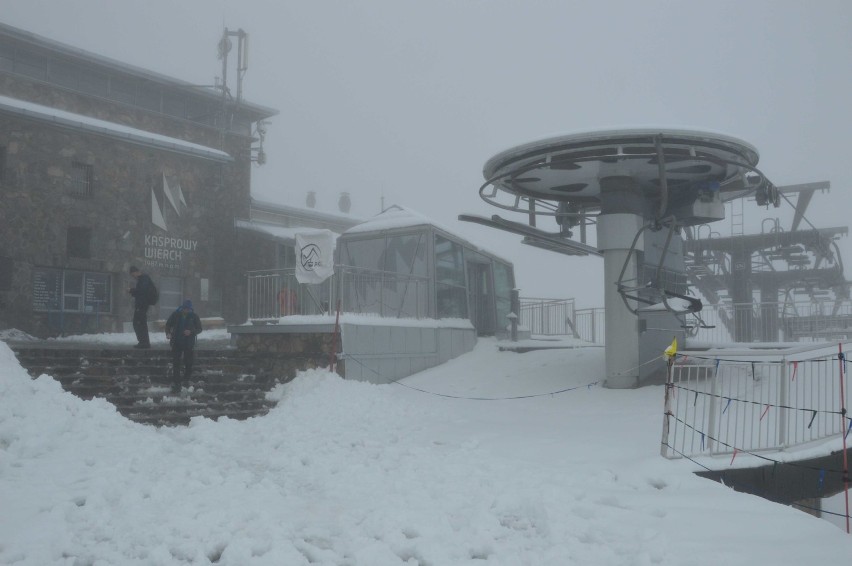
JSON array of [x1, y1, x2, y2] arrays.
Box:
[[10, 344, 326, 426]]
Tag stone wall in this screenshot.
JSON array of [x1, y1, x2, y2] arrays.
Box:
[[0, 73, 256, 337], [233, 330, 343, 377]]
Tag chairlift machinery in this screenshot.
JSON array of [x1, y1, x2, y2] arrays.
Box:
[[462, 128, 777, 387]]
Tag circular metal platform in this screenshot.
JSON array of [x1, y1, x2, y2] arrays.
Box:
[[481, 128, 767, 218]]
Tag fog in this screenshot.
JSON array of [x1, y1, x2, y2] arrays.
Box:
[[4, 0, 851, 306]]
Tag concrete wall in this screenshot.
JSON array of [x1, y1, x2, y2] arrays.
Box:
[[340, 323, 476, 384], [229, 321, 477, 384]]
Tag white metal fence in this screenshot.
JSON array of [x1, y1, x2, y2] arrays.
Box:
[[662, 343, 852, 460], [519, 298, 576, 336], [574, 307, 605, 344], [516, 299, 604, 343]]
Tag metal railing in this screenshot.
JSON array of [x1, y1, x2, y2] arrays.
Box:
[[662, 343, 852, 459], [574, 307, 605, 344], [687, 300, 852, 344], [519, 297, 576, 336], [246, 266, 429, 321], [515, 298, 604, 343]]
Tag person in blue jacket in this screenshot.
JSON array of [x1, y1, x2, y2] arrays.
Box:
[[165, 299, 202, 393]]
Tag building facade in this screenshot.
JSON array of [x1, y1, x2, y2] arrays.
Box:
[[0, 23, 277, 337]]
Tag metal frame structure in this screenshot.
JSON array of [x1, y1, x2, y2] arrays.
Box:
[[465, 128, 775, 387]]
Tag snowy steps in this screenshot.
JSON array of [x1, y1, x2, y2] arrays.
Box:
[[9, 346, 310, 426]]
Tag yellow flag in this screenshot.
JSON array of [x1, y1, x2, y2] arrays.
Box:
[[664, 337, 678, 360]]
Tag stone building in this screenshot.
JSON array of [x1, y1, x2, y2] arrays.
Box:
[[0, 22, 277, 337]]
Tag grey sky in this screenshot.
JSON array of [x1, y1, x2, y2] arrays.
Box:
[[3, 0, 851, 306]]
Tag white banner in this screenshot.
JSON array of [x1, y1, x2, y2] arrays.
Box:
[[295, 230, 336, 284]]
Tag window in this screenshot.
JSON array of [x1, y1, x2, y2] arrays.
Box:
[[76, 67, 108, 97], [162, 92, 186, 118], [15, 50, 47, 80], [108, 77, 137, 105], [157, 276, 183, 320], [0, 43, 13, 72], [66, 227, 92, 259], [137, 83, 161, 112], [493, 262, 515, 333], [69, 162, 93, 197], [0, 145, 6, 185], [48, 61, 80, 90], [0, 256, 12, 292], [63, 270, 84, 311], [434, 235, 468, 319]]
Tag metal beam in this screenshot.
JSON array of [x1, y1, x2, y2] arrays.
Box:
[[458, 214, 602, 257]]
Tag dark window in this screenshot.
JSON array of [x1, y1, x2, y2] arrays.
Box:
[[0, 256, 12, 292], [109, 77, 137, 105], [77, 67, 108, 97], [0, 43, 13, 72], [69, 162, 93, 197], [0, 146, 6, 184], [67, 227, 92, 259], [48, 60, 80, 90], [15, 50, 47, 80], [137, 83, 161, 112], [162, 92, 186, 118]]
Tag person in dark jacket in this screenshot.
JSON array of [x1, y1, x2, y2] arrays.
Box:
[[128, 266, 155, 349], [165, 299, 203, 393]]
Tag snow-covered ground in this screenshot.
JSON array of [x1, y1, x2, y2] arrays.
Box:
[[1, 332, 850, 565]]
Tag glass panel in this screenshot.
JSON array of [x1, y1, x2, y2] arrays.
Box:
[[434, 235, 464, 286], [63, 270, 83, 294], [436, 284, 467, 319], [137, 83, 161, 112], [157, 276, 182, 320], [0, 44, 13, 72], [109, 77, 136, 105], [15, 51, 46, 80], [48, 61, 79, 90], [187, 101, 217, 125], [162, 93, 186, 118], [342, 237, 384, 271], [63, 271, 83, 312], [77, 68, 108, 97], [493, 262, 514, 333], [383, 232, 427, 276], [435, 235, 467, 319]]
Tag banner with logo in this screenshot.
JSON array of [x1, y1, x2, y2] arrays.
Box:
[[295, 230, 336, 284]]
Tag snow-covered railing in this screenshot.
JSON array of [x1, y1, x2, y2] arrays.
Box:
[[662, 342, 852, 460]]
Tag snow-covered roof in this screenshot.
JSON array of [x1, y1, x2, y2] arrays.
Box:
[[343, 205, 514, 265], [0, 94, 233, 163], [235, 219, 339, 243], [343, 205, 437, 235], [250, 197, 364, 229]]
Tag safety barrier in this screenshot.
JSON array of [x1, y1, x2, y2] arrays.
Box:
[[662, 342, 852, 460], [573, 307, 605, 344], [518, 297, 576, 336]]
